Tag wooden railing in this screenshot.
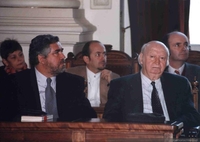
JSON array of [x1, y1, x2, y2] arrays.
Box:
[[0, 118, 183, 141]]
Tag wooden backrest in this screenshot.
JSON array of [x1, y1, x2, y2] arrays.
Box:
[[186, 50, 200, 66], [186, 50, 200, 111], [66, 50, 140, 76]]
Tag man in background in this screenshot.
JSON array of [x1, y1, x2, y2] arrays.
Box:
[[66, 40, 119, 107], [162, 31, 200, 111]]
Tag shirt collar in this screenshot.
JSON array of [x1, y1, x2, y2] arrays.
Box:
[[35, 68, 56, 86], [168, 64, 185, 74], [141, 71, 161, 86], [86, 67, 101, 80]]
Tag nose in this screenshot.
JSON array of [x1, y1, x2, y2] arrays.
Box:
[[60, 52, 66, 59], [182, 44, 189, 51], [154, 57, 160, 64], [17, 56, 23, 62]]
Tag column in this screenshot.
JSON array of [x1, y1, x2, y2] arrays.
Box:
[[0, 0, 96, 64]]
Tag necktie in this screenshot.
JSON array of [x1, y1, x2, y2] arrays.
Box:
[[45, 78, 58, 119], [174, 70, 180, 75], [151, 81, 163, 115]]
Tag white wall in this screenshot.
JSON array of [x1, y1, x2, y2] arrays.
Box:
[[189, 0, 200, 45], [81, 0, 121, 51], [189, 0, 200, 51]]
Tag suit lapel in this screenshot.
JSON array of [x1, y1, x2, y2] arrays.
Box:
[[30, 69, 42, 110], [160, 73, 174, 120], [127, 73, 143, 113]]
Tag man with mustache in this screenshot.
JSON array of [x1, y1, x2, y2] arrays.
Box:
[[162, 31, 200, 111], [0, 34, 97, 121], [66, 40, 119, 107]]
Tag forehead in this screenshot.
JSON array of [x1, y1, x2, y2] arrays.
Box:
[[169, 33, 188, 42], [9, 50, 22, 55], [145, 43, 168, 56], [49, 42, 62, 51], [89, 42, 106, 53]]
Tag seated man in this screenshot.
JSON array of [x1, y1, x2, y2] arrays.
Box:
[[103, 41, 200, 127], [162, 31, 200, 111], [0, 34, 97, 121], [66, 40, 120, 107]]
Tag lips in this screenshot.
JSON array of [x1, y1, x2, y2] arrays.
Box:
[[17, 62, 25, 66]]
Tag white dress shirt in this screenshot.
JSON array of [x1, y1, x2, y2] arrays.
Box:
[[141, 72, 170, 121], [168, 64, 185, 75], [35, 68, 56, 112], [86, 67, 101, 107]]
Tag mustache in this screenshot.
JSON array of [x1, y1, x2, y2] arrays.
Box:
[[60, 59, 66, 64]]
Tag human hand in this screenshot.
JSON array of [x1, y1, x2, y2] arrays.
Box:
[[101, 69, 112, 83]]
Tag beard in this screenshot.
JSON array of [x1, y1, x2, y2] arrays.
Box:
[[47, 60, 66, 76]]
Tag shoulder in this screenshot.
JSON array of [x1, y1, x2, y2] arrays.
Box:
[[58, 72, 85, 82], [111, 73, 138, 84], [110, 71, 120, 78], [162, 72, 189, 84], [14, 69, 31, 78], [0, 66, 6, 76], [185, 62, 200, 70]]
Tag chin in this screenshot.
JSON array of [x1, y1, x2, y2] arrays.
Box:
[[98, 67, 105, 71]]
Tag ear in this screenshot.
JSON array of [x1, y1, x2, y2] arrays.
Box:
[[83, 56, 89, 64], [2, 59, 9, 66], [166, 59, 169, 66], [138, 53, 143, 65], [38, 54, 46, 65]]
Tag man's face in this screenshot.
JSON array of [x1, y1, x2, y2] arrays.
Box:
[[84, 42, 107, 73], [44, 42, 66, 76], [140, 42, 168, 80], [3, 50, 26, 71], [168, 33, 189, 62]]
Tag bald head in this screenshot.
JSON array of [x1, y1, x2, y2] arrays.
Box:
[[164, 31, 189, 68], [139, 41, 169, 81]]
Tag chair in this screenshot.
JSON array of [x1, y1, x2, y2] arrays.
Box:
[[184, 50, 200, 138], [185, 50, 200, 111], [187, 50, 200, 66]]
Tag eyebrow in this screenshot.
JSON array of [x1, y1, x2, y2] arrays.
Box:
[[53, 48, 63, 52]]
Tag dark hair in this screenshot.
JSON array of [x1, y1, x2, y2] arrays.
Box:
[[0, 39, 23, 59], [82, 40, 101, 57], [29, 34, 59, 68]]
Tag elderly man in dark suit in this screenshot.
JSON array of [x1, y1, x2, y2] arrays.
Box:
[[103, 41, 200, 127], [0, 34, 96, 121], [162, 31, 200, 111]]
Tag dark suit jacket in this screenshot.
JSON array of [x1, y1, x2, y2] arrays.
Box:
[[103, 72, 200, 127], [1, 68, 97, 121], [166, 63, 200, 111], [0, 66, 8, 78]]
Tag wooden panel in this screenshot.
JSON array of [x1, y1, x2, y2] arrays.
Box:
[[0, 118, 183, 141], [187, 50, 200, 66]]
